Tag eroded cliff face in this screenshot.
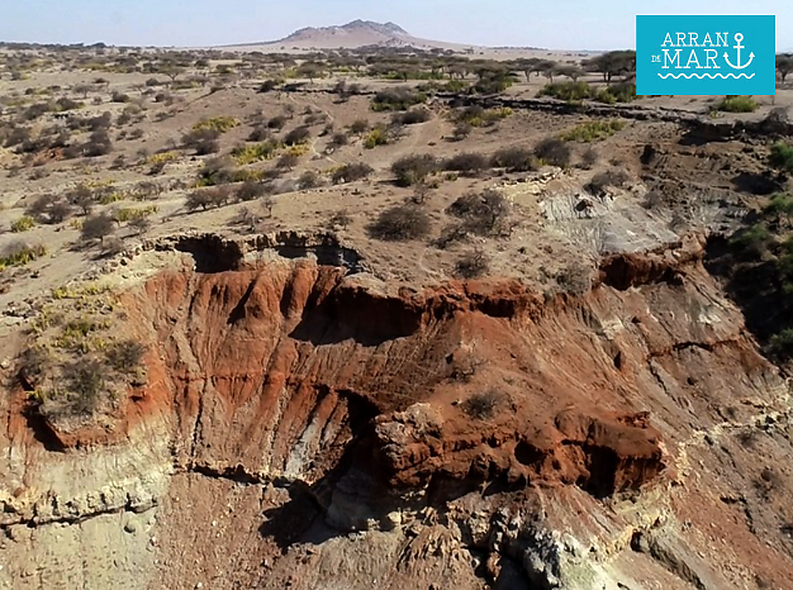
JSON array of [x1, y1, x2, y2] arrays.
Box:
[[1, 234, 792, 590]]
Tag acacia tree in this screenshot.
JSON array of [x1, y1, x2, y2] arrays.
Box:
[[583, 50, 636, 84], [81, 213, 114, 245], [777, 54, 793, 83], [556, 65, 584, 81], [160, 64, 184, 83]]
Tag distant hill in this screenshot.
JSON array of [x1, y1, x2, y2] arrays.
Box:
[[223, 19, 555, 57], [274, 20, 411, 47], [234, 19, 471, 51]]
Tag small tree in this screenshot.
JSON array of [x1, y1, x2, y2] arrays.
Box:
[[329, 209, 353, 229], [81, 213, 115, 244], [260, 195, 274, 218], [74, 83, 93, 98], [776, 54, 793, 83], [586, 168, 630, 195], [161, 65, 184, 83], [267, 115, 287, 130], [582, 50, 636, 84], [68, 185, 96, 215], [237, 180, 266, 202], [129, 216, 151, 236]]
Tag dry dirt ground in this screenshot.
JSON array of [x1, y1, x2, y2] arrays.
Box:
[[1, 47, 793, 590]]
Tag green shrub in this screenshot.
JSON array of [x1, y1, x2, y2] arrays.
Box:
[[713, 95, 759, 113], [232, 140, 280, 165], [371, 87, 427, 111], [192, 116, 239, 133], [0, 242, 47, 271], [112, 206, 157, 223], [454, 106, 512, 128], [730, 223, 770, 255], [11, 216, 36, 233], [770, 329, 793, 358], [364, 127, 388, 149], [560, 119, 626, 143], [595, 83, 637, 104], [538, 81, 594, 101], [472, 72, 517, 94], [770, 142, 793, 174], [763, 193, 793, 221]]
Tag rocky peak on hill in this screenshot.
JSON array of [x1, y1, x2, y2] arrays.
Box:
[[277, 19, 410, 44]]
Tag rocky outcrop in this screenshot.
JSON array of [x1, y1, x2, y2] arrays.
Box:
[[3, 234, 793, 590]]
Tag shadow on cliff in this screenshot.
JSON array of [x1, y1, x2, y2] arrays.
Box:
[[288, 287, 424, 347], [258, 390, 382, 551]]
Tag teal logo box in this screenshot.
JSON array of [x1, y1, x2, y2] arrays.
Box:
[[636, 15, 776, 95]]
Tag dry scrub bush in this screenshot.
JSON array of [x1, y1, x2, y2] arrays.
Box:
[[461, 390, 503, 420], [534, 138, 571, 167], [392, 107, 431, 125], [490, 147, 536, 172], [368, 204, 432, 242], [455, 249, 490, 278], [445, 152, 489, 175], [332, 163, 373, 184], [182, 128, 220, 155], [284, 125, 311, 146], [391, 154, 439, 187], [446, 189, 510, 237], [586, 168, 630, 196]]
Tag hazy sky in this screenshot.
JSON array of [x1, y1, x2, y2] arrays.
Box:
[[1, 0, 791, 50]]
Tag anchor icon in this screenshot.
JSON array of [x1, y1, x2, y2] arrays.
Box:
[[724, 33, 755, 69]]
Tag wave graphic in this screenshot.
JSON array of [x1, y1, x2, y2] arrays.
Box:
[[657, 72, 755, 79]]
